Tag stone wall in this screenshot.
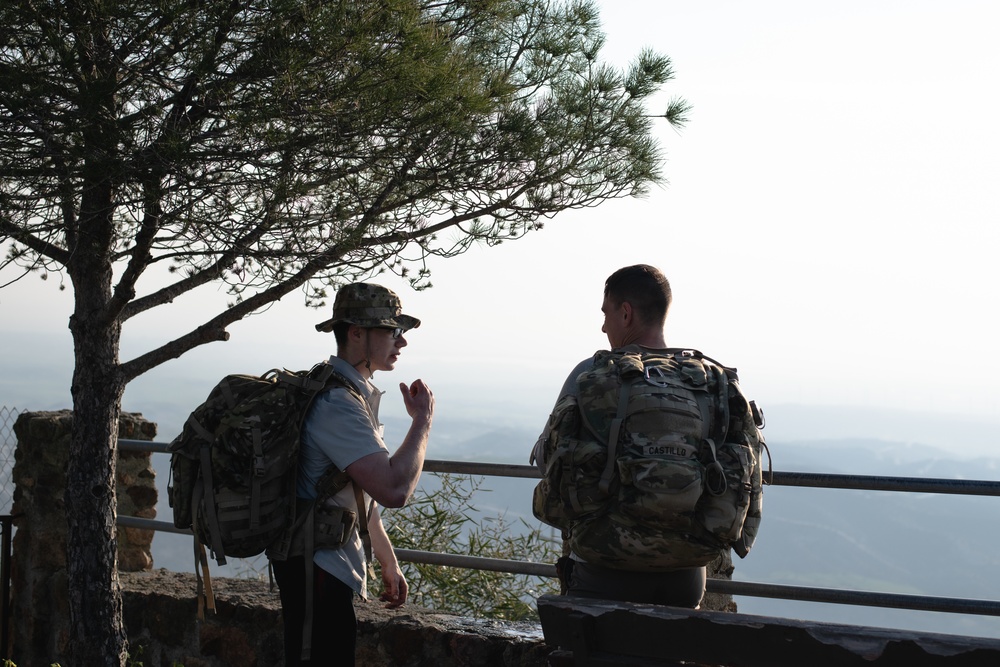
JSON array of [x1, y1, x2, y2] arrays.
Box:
[[10, 410, 157, 665], [121, 569, 550, 667]]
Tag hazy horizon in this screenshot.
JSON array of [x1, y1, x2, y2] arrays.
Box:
[[4, 326, 1000, 462]]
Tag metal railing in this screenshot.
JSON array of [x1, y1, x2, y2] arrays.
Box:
[[117, 438, 1000, 621]]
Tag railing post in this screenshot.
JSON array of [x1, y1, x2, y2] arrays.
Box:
[[1, 514, 11, 661]]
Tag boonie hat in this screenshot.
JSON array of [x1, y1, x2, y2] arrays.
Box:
[[315, 282, 421, 333]]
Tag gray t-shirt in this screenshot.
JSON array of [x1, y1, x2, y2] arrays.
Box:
[[298, 355, 387, 596]]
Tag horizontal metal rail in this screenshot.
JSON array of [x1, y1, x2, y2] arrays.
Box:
[[116, 516, 559, 577], [117, 515, 191, 536], [768, 470, 1000, 496], [118, 438, 1000, 619], [395, 548, 557, 578], [121, 440, 170, 454], [711, 580, 1000, 617], [422, 459, 542, 479], [125, 438, 1000, 497]]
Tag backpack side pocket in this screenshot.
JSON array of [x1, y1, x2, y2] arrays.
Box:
[[698, 438, 753, 545]]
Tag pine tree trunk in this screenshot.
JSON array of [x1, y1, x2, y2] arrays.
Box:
[[65, 335, 128, 667], [65, 180, 130, 665]]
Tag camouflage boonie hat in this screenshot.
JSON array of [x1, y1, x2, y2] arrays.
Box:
[[315, 283, 421, 333]]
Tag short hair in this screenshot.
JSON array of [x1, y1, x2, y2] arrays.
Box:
[[604, 264, 672, 327], [332, 321, 352, 348]]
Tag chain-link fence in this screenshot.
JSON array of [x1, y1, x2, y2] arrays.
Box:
[[0, 406, 18, 515], [0, 407, 14, 662]]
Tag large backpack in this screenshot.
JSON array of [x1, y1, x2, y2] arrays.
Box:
[[168, 362, 365, 569], [169, 362, 370, 658], [532, 347, 768, 571]]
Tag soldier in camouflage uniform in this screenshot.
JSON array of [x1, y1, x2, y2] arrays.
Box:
[[272, 282, 434, 666], [531, 265, 710, 607]]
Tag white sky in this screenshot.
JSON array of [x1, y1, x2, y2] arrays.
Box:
[[2, 0, 1000, 447]]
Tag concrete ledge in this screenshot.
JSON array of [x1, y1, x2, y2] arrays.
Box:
[[537, 593, 1000, 667], [121, 569, 550, 667]]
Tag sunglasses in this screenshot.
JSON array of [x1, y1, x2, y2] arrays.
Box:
[[377, 326, 404, 339]]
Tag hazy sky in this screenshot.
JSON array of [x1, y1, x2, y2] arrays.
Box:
[[2, 1, 999, 450]]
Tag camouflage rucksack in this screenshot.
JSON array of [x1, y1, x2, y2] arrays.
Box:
[[168, 362, 358, 566], [532, 347, 768, 571]]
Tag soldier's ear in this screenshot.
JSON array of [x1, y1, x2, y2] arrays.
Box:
[[620, 300, 634, 324]]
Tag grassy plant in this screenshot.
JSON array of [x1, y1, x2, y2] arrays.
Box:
[[381, 473, 560, 621]]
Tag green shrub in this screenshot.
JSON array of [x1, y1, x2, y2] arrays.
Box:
[[381, 473, 560, 621]]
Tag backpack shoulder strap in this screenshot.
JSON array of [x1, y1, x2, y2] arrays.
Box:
[[578, 349, 646, 496], [295, 363, 375, 427], [304, 366, 375, 561], [195, 440, 227, 564], [292, 363, 371, 661], [598, 373, 635, 495]]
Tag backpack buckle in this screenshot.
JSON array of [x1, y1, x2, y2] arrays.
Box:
[[750, 400, 765, 429], [644, 365, 673, 388], [253, 456, 265, 476]]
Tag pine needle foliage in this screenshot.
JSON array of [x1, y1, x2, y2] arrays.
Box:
[[0, 1, 684, 662]]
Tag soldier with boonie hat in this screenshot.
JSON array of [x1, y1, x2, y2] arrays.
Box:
[[273, 281, 434, 666]]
